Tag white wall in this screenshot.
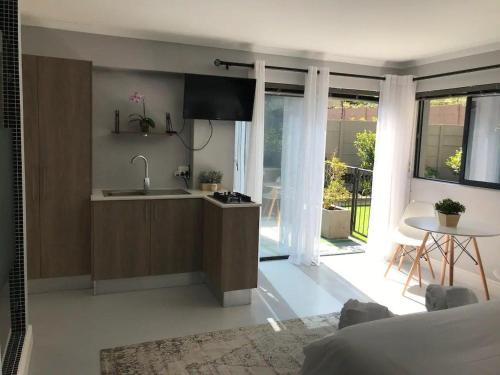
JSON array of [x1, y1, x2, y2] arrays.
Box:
[[409, 52, 500, 285], [20, 25, 396, 91], [190, 120, 235, 190], [92, 68, 190, 189], [408, 50, 500, 92], [410, 178, 500, 281]]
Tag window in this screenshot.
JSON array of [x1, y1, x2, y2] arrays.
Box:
[[463, 96, 500, 187], [415, 94, 500, 189]]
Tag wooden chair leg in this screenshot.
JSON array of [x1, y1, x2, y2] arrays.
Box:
[[424, 252, 435, 279], [384, 244, 402, 277], [449, 236, 455, 286], [398, 247, 405, 271], [267, 196, 276, 217], [472, 237, 490, 300], [440, 235, 449, 286], [417, 259, 422, 287], [403, 232, 429, 295]]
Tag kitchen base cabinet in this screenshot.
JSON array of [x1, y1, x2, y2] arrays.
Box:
[[92, 201, 150, 280], [203, 200, 259, 303], [92, 196, 260, 306], [150, 199, 203, 275]]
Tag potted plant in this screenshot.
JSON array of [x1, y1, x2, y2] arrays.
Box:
[[435, 198, 465, 227], [321, 156, 351, 239], [199, 170, 223, 191], [128, 92, 155, 135]]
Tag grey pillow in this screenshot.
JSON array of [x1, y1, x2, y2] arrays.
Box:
[[338, 299, 395, 330], [425, 284, 478, 312]]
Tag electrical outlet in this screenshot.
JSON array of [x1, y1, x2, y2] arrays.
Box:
[[174, 165, 190, 177]]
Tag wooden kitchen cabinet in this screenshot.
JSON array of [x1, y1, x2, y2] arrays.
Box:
[[203, 200, 259, 295], [92, 201, 151, 280], [23, 55, 41, 279], [150, 199, 203, 275], [23, 55, 92, 279]]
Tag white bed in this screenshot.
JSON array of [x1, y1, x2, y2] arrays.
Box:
[[302, 300, 500, 375]]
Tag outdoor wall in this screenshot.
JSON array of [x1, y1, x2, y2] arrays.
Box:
[[325, 120, 376, 167]]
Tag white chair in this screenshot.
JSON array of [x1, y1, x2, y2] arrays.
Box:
[[384, 201, 436, 285]]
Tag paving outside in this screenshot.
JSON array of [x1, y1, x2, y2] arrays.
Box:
[[259, 216, 366, 258]]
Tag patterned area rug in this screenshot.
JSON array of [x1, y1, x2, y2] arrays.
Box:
[[101, 313, 339, 374]]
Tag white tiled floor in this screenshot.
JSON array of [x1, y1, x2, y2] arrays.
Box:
[[28, 254, 453, 374]]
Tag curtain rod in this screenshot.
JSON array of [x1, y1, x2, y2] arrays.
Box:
[[214, 59, 386, 81], [214, 59, 500, 82]]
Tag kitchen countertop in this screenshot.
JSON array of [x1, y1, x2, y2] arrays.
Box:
[[91, 189, 261, 209]]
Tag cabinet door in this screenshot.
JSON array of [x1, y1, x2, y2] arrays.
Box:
[[37, 56, 92, 278], [202, 200, 222, 289], [22, 55, 41, 279], [92, 201, 150, 280], [150, 199, 203, 275]]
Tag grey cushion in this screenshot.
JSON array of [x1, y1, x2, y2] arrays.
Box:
[[425, 284, 478, 312], [338, 299, 395, 330]]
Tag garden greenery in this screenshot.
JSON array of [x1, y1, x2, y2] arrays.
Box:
[[353, 130, 376, 170]]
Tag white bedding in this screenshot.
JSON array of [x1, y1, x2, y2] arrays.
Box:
[[302, 300, 500, 375]]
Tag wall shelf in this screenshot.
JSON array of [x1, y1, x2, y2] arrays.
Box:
[[111, 130, 177, 136]]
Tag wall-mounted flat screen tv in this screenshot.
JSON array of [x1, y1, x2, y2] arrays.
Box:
[[183, 74, 256, 121]]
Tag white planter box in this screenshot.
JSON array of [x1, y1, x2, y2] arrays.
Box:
[[321, 206, 351, 239]]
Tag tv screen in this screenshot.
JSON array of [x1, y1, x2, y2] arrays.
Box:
[[183, 74, 256, 121]]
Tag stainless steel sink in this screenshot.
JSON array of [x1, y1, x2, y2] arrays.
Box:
[[103, 189, 190, 197]]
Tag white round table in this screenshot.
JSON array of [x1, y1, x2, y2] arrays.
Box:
[[403, 216, 500, 300]]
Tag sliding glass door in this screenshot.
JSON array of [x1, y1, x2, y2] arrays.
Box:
[[259, 94, 303, 259]]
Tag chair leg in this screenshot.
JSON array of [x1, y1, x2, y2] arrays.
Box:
[[440, 235, 449, 286], [417, 259, 422, 287], [384, 244, 402, 278], [423, 252, 435, 279], [398, 247, 406, 271]]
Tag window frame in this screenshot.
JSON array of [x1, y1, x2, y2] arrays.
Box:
[[414, 91, 500, 190]]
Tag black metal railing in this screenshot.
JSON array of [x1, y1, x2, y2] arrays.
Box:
[[342, 166, 373, 241]]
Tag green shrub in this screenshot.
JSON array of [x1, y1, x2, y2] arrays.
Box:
[[353, 130, 376, 170], [445, 149, 462, 175], [323, 156, 350, 209], [424, 166, 438, 179]]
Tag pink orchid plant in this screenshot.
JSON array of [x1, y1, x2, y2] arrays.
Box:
[[128, 92, 155, 133]]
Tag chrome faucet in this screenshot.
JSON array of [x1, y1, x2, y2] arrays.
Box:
[[130, 154, 150, 191]]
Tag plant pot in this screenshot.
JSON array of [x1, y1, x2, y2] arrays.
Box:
[[437, 212, 461, 227], [201, 183, 221, 191], [140, 121, 151, 135], [321, 206, 351, 239]]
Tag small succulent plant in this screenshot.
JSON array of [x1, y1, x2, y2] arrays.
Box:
[[199, 170, 223, 184], [435, 199, 465, 215]]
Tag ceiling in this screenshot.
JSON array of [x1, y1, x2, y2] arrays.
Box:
[[20, 0, 500, 67]]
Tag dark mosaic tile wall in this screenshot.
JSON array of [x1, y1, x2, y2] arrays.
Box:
[[1, 0, 27, 374]]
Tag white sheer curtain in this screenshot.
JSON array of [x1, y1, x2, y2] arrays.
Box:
[[368, 75, 417, 257], [464, 96, 500, 183], [243, 60, 265, 203], [280, 66, 330, 266]]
